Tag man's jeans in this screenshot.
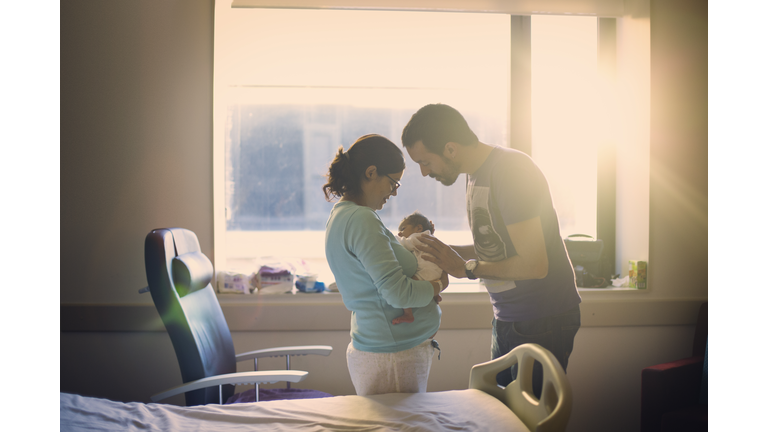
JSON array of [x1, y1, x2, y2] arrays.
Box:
[[491, 305, 581, 398]]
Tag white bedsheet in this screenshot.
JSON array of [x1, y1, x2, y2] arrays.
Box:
[[61, 389, 529, 431]]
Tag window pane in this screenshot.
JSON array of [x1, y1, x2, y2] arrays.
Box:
[[217, 8, 510, 255], [531, 15, 598, 238]]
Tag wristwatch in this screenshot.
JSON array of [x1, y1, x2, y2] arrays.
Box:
[[464, 259, 479, 280]]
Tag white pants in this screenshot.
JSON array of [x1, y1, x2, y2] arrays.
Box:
[[346, 339, 435, 396]]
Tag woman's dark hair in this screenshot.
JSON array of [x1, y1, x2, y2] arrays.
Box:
[[400, 211, 435, 234], [323, 134, 406, 201], [401, 103, 479, 155]]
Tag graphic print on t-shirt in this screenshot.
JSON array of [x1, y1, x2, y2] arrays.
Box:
[[466, 184, 507, 262]]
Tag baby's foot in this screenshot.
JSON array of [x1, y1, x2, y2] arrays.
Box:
[[392, 313, 415, 325]]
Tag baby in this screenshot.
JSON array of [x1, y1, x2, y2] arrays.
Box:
[[392, 211, 444, 325]]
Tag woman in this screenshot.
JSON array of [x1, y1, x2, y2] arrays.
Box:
[[323, 134, 448, 396]]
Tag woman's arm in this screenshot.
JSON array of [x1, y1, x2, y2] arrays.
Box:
[[348, 209, 435, 308]]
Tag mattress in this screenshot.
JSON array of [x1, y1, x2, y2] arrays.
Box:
[[60, 389, 529, 431]]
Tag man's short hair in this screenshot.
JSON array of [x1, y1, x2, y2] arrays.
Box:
[[401, 103, 479, 154]]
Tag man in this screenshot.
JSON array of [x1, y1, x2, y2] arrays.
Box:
[[401, 103, 581, 396]]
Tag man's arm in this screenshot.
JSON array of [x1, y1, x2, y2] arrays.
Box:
[[416, 216, 549, 281], [451, 245, 477, 260]]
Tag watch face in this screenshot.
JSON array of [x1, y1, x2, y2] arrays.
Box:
[[465, 260, 478, 280]]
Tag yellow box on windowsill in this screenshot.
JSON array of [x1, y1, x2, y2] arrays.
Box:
[[629, 260, 647, 289]]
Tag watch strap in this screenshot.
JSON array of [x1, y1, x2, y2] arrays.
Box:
[[465, 262, 478, 280]]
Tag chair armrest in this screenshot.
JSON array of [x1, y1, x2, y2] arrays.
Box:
[[150, 370, 308, 402], [235, 345, 333, 363], [641, 356, 704, 432]]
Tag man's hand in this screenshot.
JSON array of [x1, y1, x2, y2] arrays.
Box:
[[417, 217, 549, 282], [415, 235, 468, 279]]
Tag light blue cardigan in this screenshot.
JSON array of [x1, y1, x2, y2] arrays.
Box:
[[325, 201, 441, 353]]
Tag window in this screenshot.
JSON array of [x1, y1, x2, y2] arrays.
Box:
[[531, 15, 598, 239], [214, 2, 649, 283], [214, 7, 510, 267]]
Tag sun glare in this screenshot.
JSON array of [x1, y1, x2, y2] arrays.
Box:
[[217, 8, 509, 124], [531, 15, 598, 238]]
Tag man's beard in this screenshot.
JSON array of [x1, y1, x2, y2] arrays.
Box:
[[431, 156, 461, 186]]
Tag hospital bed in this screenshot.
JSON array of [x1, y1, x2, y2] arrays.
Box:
[[60, 343, 572, 432]]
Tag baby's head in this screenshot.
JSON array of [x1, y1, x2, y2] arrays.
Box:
[[398, 211, 435, 238]]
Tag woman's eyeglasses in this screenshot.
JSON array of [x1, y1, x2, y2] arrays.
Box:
[[384, 174, 401, 193]]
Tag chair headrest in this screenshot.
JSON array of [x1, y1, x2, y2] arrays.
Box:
[[172, 251, 213, 297]]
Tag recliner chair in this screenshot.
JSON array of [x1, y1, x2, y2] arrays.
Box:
[[142, 227, 333, 405]]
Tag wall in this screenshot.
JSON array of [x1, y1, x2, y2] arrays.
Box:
[[61, 0, 215, 304], [648, 0, 708, 299], [60, 1, 707, 431]]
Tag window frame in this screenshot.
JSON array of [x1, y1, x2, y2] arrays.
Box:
[[213, 0, 650, 289]]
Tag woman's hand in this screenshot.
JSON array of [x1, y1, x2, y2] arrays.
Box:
[[435, 271, 449, 304], [430, 271, 449, 299]]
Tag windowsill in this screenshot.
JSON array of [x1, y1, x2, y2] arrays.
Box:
[[578, 287, 648, 292], [58, 256, 685, 333], [62, 287, 702, 333], [210, 280, 665, 330], [215, 283, 650, 300], [219, 257, 649, 297], [211, 286, 697, 334]]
